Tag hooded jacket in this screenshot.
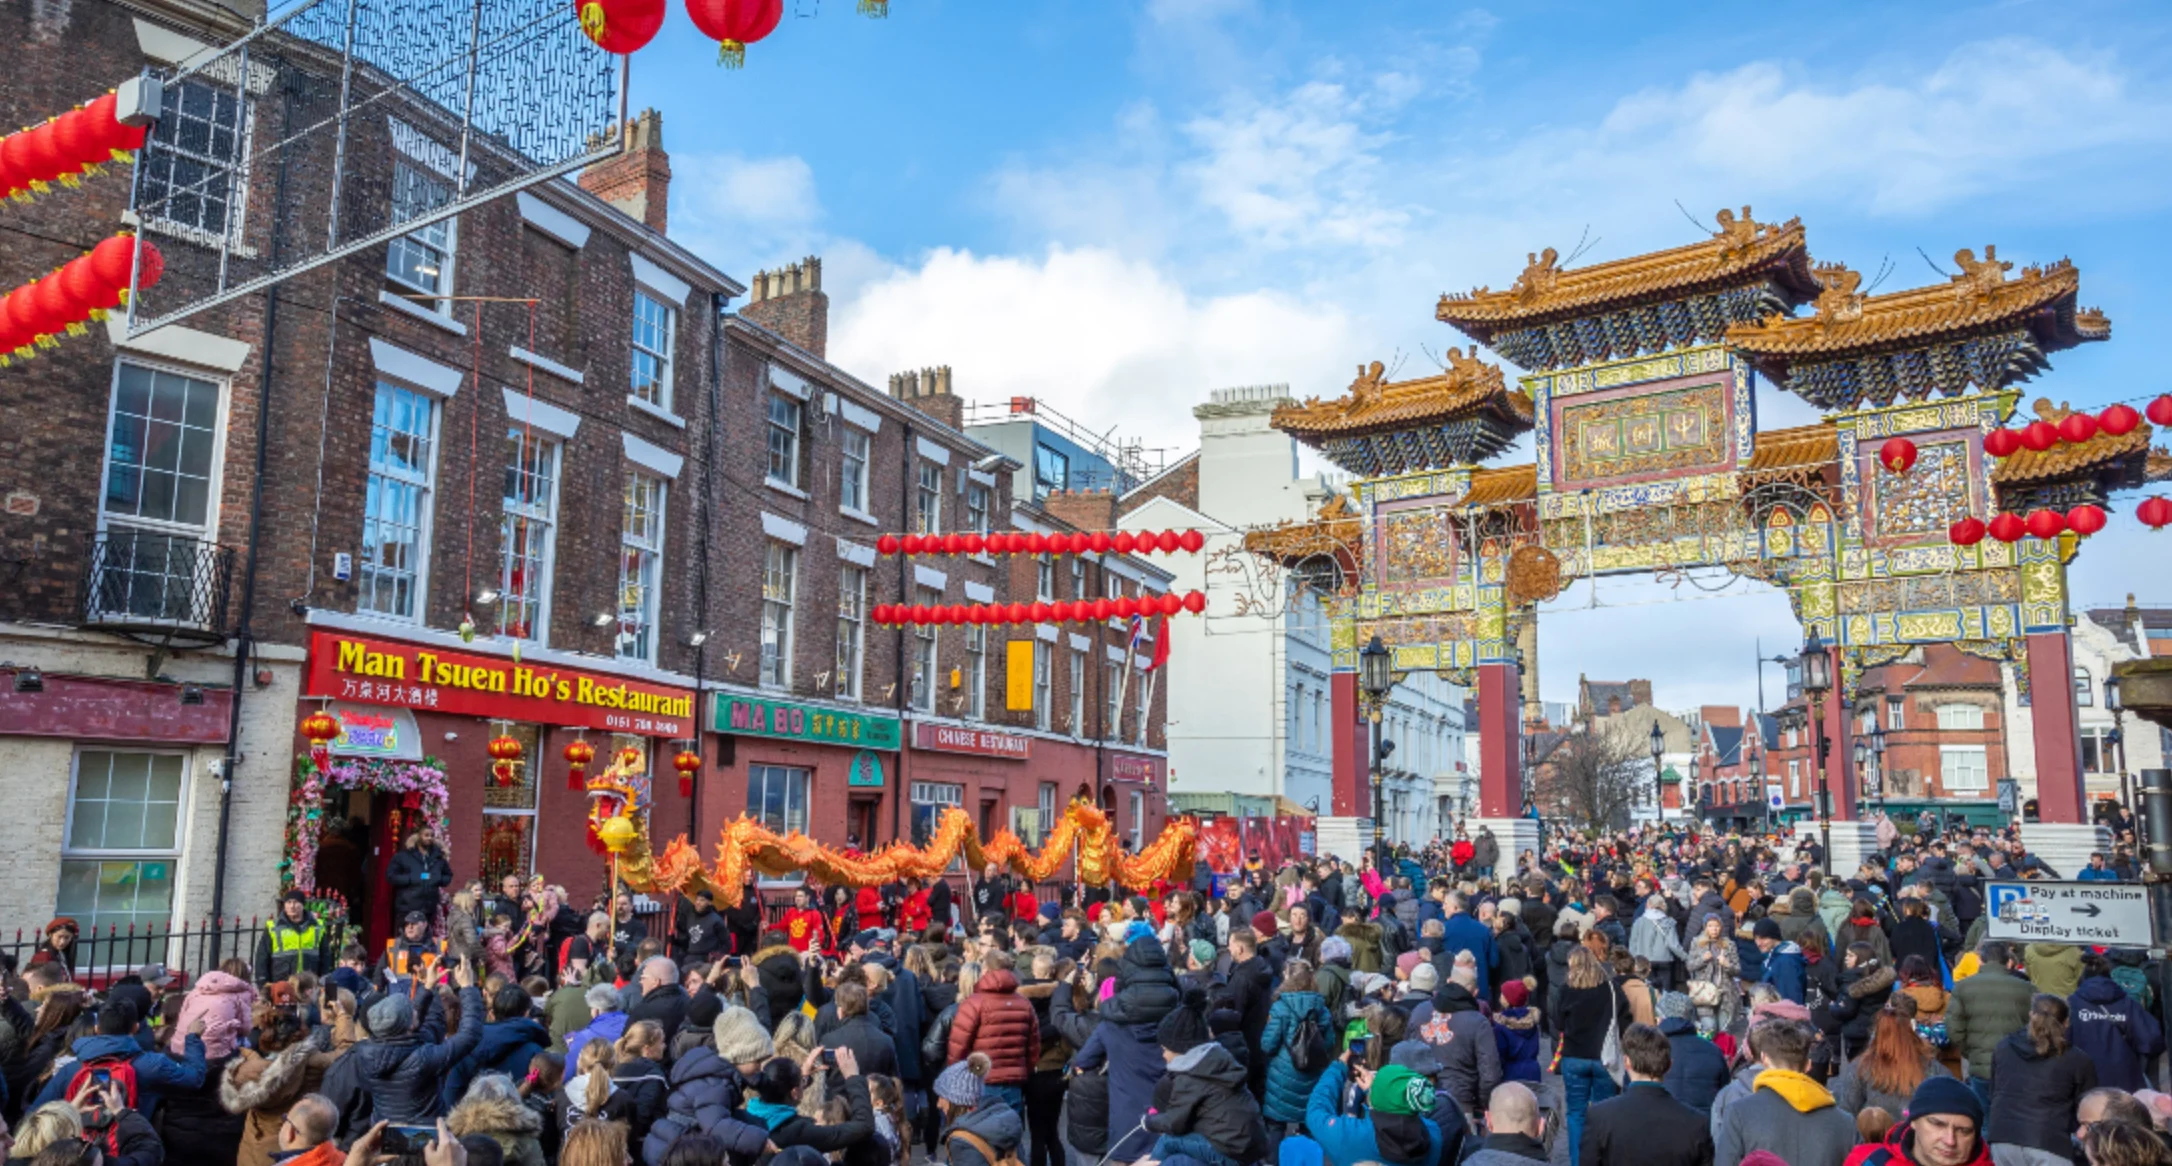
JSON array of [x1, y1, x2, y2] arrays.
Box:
[[1073, 1013, 1167, 1162], [440, 1016, 551, 1110], [2023, 943, 2082, 999], [1302, 1060, 1445, 1166], [1841, 1118, 1993, 1166], [318, 984, 484, 1131], [168, 971, 257, 1060], [1830, 963, 1897, 1045], [1492, 1006, 1543, 1084], [1438, 912, 1500, 999], [2068, 974, 2165, 1091], [219, 1031, 342, 1166], [1656, 1016, 1730, 1115], [1945, 964, 2033, 1081], [31, 1031, 208, 1116], [1419, 982, 1502, 1120], [946, 1095, 1027, 1166], [1984, 1030, 2098, 1157], [1259, 989, 1333, 1122], [1712, 1068, 1857, 1166], [753, 943, 808, 1027], [949, 968, 1041, 1085], [446, 1085, 547, 1166], [1145, 1042, 1269, 1166], [1335, 921, 1387, 973], [1099, 937, 1183, 1027], [1758, 941, 1807, 1005], [757, 1073, 881, 1166], [640, 1046, 767, 1166]]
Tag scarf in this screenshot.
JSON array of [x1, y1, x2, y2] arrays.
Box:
[[747, 1097, 801, 1130], [1753, 1068, 1836, 1113]]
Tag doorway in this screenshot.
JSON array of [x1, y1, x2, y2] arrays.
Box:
[[848, 797, 879, 851]]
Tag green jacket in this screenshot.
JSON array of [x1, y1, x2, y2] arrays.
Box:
[[2024, 943, 2083, 999], [544, 965, 609, 1052], [1947, 964, 2035, 1080]]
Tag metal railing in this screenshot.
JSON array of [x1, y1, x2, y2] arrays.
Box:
[[1, 917, 275, 988], [81, 529, 235, 638]]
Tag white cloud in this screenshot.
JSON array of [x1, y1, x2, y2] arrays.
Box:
[[675, 153, 821, 227], [827, 245, 1359, 446], [1181, 81, 1412, 248]]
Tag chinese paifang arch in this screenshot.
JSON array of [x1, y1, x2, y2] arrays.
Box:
[[584, 749, 1199, 907]]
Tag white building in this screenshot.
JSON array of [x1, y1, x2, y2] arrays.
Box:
[[1377, 670, 1470, 845], [1124, 384, 1464, 828]]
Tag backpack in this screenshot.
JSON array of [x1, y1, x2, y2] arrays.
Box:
[[2112, 964, 2155, 1011], [1189, 914, 1218, 946], [1287, 1008, 1331, 1074], [65, 1054, 139, 1110], [948, 1126, 1026, 1166]]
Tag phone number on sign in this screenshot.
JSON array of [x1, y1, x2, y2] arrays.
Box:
[[605, 714, 685, 735]]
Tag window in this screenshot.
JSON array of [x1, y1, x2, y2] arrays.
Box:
[[1037, 555, 1055, 601], [910, 781, 962, 847], [1106, 661, 1123, 739], [2080, 727, 2114, 775], [766, 394, 801, 487], [618, 473, 665, 662], [1888, 698, 1905, 731], [1785, 725, 1799, 750], [631, 290, 675, 410], [480, 722, 541, 883], [1941, 746, 1989, 792], [911, 586, 939, 713], [964, 625, 987, 721], [1135, 663, 1150, 745], [1936, 703, 1985, 731], [1070, 557, 1085, 600], [916, 462, 942, 534], [1069, 651, 1085, 734], [1129, 789, 1144, 850], [840, 429, 869, 514], [1288, 684, 1302, 748], [747, 764, 809, 835], [760, 541, 797, 687], [360, 381, 437, 618], [1039, 783, 1058, 844], [1033, 443, 1068, 499], [836, 565, 866, 700], [1034, 643, 1052, 731], [499, 430, 557, 641], [1788, 759, 1801, 798], [966, 482, 990, 534], [95, 364, 224, 625], [2074, 667, 2093, 707], [59, 750, 186, 937], [1106, 573, 1123, 601], [1311, 690, 1324, 754], [1858, 706, 1875, 735], [138, 80, 245, 243], [386, 161, 454, 306]]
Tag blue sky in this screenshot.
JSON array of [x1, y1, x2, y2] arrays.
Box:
[[636, 0, 2172, 710]]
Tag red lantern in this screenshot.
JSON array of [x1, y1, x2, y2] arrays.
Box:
[[2101, 404, 2142, 437], [2149, 397, 2172, 427], [962, 533, 984, 555], [1988, 513, 2026, 543], [1947, 517, 1986, 547], [2025, 509, 2066, 540], [869, 604, 889, 625], [1026, 601, 1049, 623], [2058, 412, 2098, 445], [901, 534, 924, 555], [1878, 437, 1917, 475], [1092, 598, 1113, 620], [59, 257, 115, 319], [2019, 421, 2058, 452], [908, 604, 929, 624], [674, 749, 701, 797], [1116, 597, 1138, 618], [1983, 429, 2022, 458], [576, 0, 667, 53], [2139, 497, 2172, 529], [1026, 533, 1049, 554], [487, 732, 524, 788], [939, 533, 960, 555], [683, 0, 782, 67], [31, 274, 78, 337], [564, 737, 595, 791], [952, 604, 974, 624], [6, 286, 43, 347], [1071, 532, 1093, 554], [1006, 602, 1030, 623], [1156, 530, 1180, 553], [1046, 601, 1069, 622], [876, 534, 900, 556], [300, 708, 341, 775], [1161, 593, 1184, 615], [1183, 590, 1207, 613], [51, 108, 101, 177], [2067, 505, 2108, 536], [20, 122, 66, 189], [1112, 532, 1136, 554], [1089, 532, 1112, 554], [1179, 529, 1205, 553]]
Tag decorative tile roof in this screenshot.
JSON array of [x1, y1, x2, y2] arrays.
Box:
[[1727, 250, 2106, 366], [1463, 464, 1538, 508], [1242, 494, 1364, 567], [1745, 423, 1840, 474], [1272, 351, 1533, 441], [1989, 398, 2155, 487], [1435, 208, 1819, 345]]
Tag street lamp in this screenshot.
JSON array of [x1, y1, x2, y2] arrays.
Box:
[[2106, 675, 2132, 832], [1648, 720, 1666, 824], [1801, 631, 1834, 874], [1359, 634, 1394, 869], [1685, 754, 1699, 826], [1869, 723, 1888, 820]]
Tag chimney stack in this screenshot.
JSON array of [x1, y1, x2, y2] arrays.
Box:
[[741, 256, 828, 359], [887, 364, 962, 431], [579, 108, 672, 233]]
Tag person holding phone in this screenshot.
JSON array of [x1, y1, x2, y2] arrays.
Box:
[[341, 1116, 470, 1166], [319, 957, 484, 1138]]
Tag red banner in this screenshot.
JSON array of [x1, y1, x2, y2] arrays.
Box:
[[912, 722, 1032, 759], [1109, 753, 1161, 783], [303, 630, 696, 736], [1198, 817, 1243, 873]]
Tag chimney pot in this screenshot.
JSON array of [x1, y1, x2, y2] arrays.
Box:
[[740, 253, 831, 358], [578, 108, 671, 233]]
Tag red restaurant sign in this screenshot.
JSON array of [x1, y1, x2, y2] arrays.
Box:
[[304, 630, 696, 736], [1109, 754, 1161, 783], [912, 721, 1032, 760]]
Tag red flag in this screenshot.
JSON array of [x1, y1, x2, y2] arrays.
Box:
[[1147, 614, 1172, 672]]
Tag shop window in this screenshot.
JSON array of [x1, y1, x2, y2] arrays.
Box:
[[911, 781, 961, 847], [385, 160, 454, 310], [630, 290, 675, 411], [1012, 804, 1044, 848], [916, 461, 942, 534], [836, 565, 866, 701], [748, 764, 809, 835], [499, 430, 558, 641], [480, 723, 541, 885], [95, 362, 226, 627], [839, 429, 869, 514], [58, 750, 186, 939], [618, 472, 665, 662], [964, 625, 987, 721], [1941, 746, 1989, 792], [761, 541, 797, 688], [360, 381, 438, 619], [1068, 651, 1085, 735], [911, 585, 940, 713]]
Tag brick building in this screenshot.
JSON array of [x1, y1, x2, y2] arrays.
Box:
[[0, 0, 1169, 948]]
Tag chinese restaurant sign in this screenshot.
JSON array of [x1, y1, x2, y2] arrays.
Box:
[[329, 703, 421, 759], [1109, 754, 1161, 783], [713, 694, 903, 750], [913, 722, 1032, 759], [305, 630, 695, 736]]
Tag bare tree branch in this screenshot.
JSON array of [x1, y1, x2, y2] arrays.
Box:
[[1534, 721, 1649, 831]]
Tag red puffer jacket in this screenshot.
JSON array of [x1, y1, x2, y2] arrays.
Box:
[[947, 968, 1042, 1085]]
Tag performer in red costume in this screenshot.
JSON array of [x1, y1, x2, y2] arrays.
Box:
[[779, 884, 831, 954]]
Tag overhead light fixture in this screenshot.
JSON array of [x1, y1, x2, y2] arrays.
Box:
[[592, 612, 616, 628], [13, 667, 43, 693]]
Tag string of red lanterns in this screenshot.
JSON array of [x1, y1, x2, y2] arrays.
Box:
[[0, 234, 164, 366], [673, 749, 701, 797], [871, 591, 1207, 627], [875, 528, 1207, 558], [487, 731, 525, 787], [0, 92, 150, 202], [1980, 396, 2168, 459], [1951, 503, 2113, 546]]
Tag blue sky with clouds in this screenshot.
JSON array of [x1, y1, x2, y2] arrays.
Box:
[[634, 0, 2172, 711]]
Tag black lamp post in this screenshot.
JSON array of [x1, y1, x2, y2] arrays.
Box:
[[1685, 753, 1699, 826], [1648, 720, 1666, 825], [1749, 735, 1768, 836], [1359, 634, 1394, 869], [1870, 723, 1888, 820], [2105, 674, 2135, 837], [1801, 631, 1834, 873]]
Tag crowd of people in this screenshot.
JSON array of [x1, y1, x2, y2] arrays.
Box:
[[0, 818, 2166, 1166]]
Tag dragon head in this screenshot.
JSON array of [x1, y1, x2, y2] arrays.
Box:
[[586, 746, 652, 855]]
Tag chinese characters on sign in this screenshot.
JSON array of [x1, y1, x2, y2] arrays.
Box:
[[304, 631, 695, 736]]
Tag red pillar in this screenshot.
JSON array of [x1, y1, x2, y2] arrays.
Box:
[[1331, 672, 1364, 816], [2025, 630, 2086, 823], [1822, 645, 1857, 819], [1477, 662, 1522, 818]]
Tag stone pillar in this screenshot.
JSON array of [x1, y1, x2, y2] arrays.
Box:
[[1331, 672, 1364, 816], [2025, 631, 2087, 824], [1477, 662, 1523, 818]]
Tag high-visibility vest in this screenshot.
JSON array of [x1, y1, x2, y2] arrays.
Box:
[[267, 920, 323, 962], [384, 937, 444, 980]]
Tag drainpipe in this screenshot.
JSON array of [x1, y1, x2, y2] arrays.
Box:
[[893, 420, 914, 847], [692, 295, 726, 837]]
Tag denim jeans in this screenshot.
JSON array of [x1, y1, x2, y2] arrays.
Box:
[[987, 1083, 1025, 1118], [1966, 1076, 1992, 1115], [1561, 1057, 1618, 1166]]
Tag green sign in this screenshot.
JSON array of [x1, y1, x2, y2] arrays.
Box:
[[713, 694, 902, 750], [849, 750, 885, 788]]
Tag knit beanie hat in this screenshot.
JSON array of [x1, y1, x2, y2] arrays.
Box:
[[1188, 939, 1217, 969], [1319, 936, 1352, 965], [1408, 963, 1438, 992], [1250, 911, 1278, 938], [686, 993, 724, 1032], [1394, 951, 1424, 977], [1369, 1064, 1435, 1116], [1125, 921, 1156, 946], [933, 1058, 985, 1108], [1157, 990, 1210, 1054], [1500, 980, 1529, 1009], [1905, 1076, 1984, 1126], [367, 993, 414, 1037], [713, 1005, 775, 1065], [1658, 990, 1693, 1021], [1207, 1007, 1242, 1036]]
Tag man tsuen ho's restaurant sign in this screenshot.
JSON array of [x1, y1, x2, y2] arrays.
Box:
[[306, 631, 695, 736]]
